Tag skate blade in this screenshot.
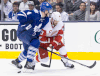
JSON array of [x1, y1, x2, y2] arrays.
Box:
[[9, 62, 22, 69], [23, 68, 34, 73], [9, 62, 20, 69]]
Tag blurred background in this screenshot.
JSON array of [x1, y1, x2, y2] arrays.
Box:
[[0, 0, 100, 22]]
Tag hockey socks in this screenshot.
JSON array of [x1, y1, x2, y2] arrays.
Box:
[[18, 50, 27, 63], [27, 46, 38, 62]]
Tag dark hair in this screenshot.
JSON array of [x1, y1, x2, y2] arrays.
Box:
[[90, 2, 98, 14], [56, 2, 64, 9], [80, 2, 86, 6], [13, 2, 20, 7]]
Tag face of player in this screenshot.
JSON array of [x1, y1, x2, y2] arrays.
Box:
[[79, 3, 86, 11], [28, 5, 34, 10], [53, 20, 58, 26], [3, 0, 8, 4], [51, 18, 58, 26], [90, 4, 95, 11], [44, 10, 49, 14], [56, 5, 62, 13], [13, 5, 19, 12], [41, 10, 49, 17]]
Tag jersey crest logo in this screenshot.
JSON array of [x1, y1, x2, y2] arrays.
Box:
[[46, 3, 49, 6]]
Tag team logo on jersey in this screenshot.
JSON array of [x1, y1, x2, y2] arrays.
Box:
[[42, 53, 45, 56], [46, 3, 49, 6]]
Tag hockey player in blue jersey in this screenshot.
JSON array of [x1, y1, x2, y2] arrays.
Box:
[[11, 2, 52, 70]]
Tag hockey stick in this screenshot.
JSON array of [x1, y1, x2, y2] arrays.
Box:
[[39, 46, 96, 69], [41, 46, 53, 68]]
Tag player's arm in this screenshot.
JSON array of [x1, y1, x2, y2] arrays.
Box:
[[39, 29, 50, 43], [34, 16, 49, 33], [51, 26, 64, 48], [17, 11, 28, 25], [17, 10, 37, 35]]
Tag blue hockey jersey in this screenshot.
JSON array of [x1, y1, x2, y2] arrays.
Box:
[[17, 10, 49, 37]]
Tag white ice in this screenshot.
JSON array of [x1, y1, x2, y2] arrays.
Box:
[[0, 59, 100, 76]]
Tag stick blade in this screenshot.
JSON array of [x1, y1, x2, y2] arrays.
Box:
[[41, 63, 50, 68], [88, 61, 96, 69]]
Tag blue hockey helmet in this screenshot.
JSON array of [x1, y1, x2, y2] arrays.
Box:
[[40, 2, 52, 12]]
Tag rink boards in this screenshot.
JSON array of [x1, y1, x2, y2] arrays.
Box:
[[0, 22, 100, 60]]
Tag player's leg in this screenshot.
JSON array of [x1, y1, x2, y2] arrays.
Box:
[[12, 30, 36, 69], [35, 43, 49, 63], [17, 43, 29, 62], [55, 42, 74, 68], [11, 50, 27, 69], [24, 39, 40, 70], [11, 43, 29, 69]]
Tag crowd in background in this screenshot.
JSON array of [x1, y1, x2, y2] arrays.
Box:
[[0, 0, 100, 21]]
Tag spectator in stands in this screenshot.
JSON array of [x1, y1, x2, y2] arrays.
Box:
[[50, 0, 56, 12], [29, 0, 39, 6], [85, 2, 100, 21], [8, 2, 20, 21], [0, 0, 1, 9], [35, 0, 46, 10], [3, 0, 13, 18], [49, 0, 55, 4], [82, 0, 99, 3], [19, 0, 29, 11], [10, 0, 22, 3], [97, 0, 100, 10], [72, 2, 86, 21], [56, 0, 63, 3], [64, 0, 73, 14], [56, 0, 66, 11], [0, 10, 6, 21], [39, 0, 45, 4], [65, 0, 82, 14], [28, 1, 34, 10], [28, 1, 38, 12], [56, 2, 69, 21]]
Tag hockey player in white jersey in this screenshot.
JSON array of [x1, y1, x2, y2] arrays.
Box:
[[36, 12, 74, 68]]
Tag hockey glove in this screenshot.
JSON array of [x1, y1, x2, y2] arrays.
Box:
[[50, 40, 59, 49]]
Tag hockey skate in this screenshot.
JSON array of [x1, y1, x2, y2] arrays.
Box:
[[11, 58, 22, 69], [24, 60, 35, 70], [61, 59, 74, 68]]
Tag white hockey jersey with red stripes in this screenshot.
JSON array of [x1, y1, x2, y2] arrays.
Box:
[[39, 20, 64, 43]]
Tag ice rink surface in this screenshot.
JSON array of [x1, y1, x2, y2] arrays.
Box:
[[0, 59, 100, 76]]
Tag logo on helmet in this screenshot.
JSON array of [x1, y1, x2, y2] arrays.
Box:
[[46, 3, 49, 6]]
